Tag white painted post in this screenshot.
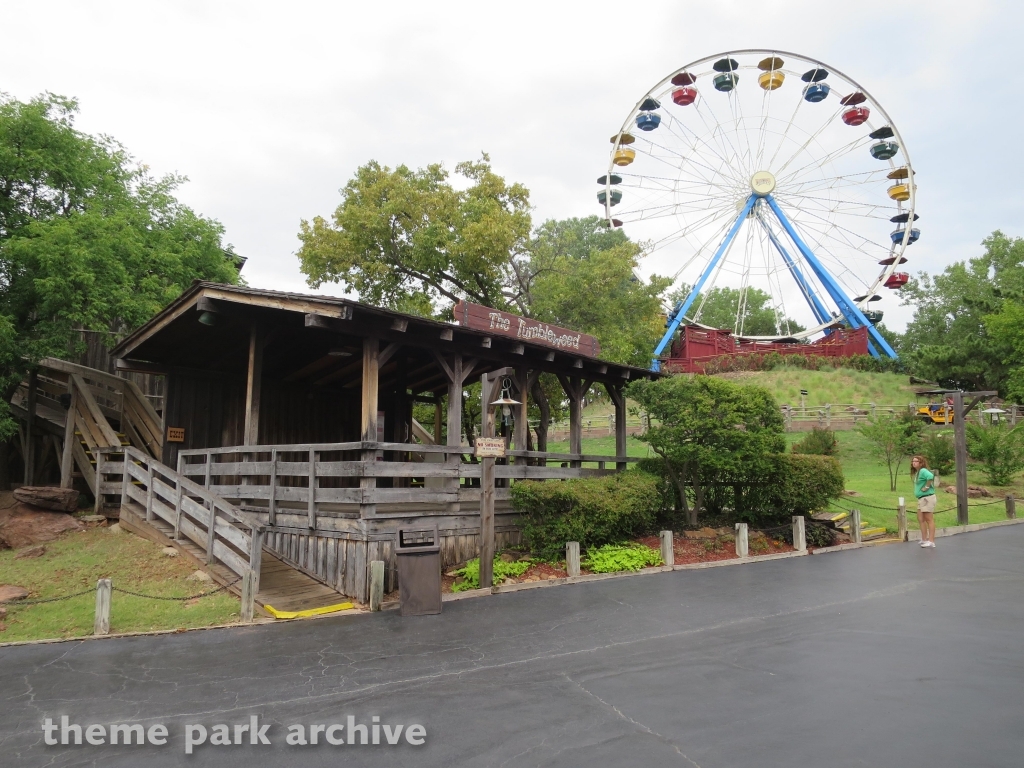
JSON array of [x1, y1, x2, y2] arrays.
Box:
[[825, 403, 832, 427], [850, 509, 862, 544], [792, 516, 806, 552], [239, 568, 256, 623], [369, 560, 385, 611], [735, 523, 749, 558], [897, 497, 908, 541], [566, 541, 581, 577], [94, 578, 111, 635], [660, 530, 674, 566]]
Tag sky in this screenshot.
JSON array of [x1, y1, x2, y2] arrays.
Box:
[[3, 0, 1020, 332]]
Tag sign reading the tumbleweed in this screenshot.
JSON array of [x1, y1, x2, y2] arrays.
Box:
[[474, 438, 506, 458], [453, 301, 601, 358]]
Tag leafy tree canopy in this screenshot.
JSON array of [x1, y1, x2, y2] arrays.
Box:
[[900, 231, 1024, 393], [627, 375, 785, 525], [666, 284, 805, 337], [0, 92, 240, 436]]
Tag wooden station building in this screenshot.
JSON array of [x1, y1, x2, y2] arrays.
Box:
[[111, 282, 656, 602]]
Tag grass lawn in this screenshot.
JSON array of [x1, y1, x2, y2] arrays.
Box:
[[715, 367, 918, 408], [0, 526, 240, 643]]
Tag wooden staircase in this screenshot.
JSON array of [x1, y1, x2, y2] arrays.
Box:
[[813, 510, 889, 541]]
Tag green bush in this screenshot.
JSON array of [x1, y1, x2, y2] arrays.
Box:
[[966, 423, 1024, 486], [919, 432, 955, 476], [791, 427, 838, 456], [451, 556, 533, 592], [510, 471, 661, 559], [582, 544, 662, 573], [636, 453, 845, 528], [702, 352, 906, 375]]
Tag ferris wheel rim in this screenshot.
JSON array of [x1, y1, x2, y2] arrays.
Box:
[[603, 48, 916, 344]]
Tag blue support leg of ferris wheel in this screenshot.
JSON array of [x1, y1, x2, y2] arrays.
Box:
[[651, 194, 758, 371], [764, 195, 898, 359], [758, 217, 831, 328]]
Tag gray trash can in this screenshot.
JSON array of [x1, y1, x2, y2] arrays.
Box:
[[395, 525, 442, 616]]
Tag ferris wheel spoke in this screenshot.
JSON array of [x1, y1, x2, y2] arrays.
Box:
[[774, 192, 895, 220], [693, 96, 749, 179], [783, 203, 891, 255], [667, 213, 742, 281], [765, 93, 807, 170], [772, 102, 847, 177], [778, 136, 878, 187], [661, 113, 747, 188]]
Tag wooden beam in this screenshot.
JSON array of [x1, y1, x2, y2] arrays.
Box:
[[304, 310, 354, 331], [545, 351, 555, 362], [514, 366, 529, 457], [511, 344, 524, 355], [953, 390, 969, 526], [115, 359, 169, 376], [24, 370, 37, 485], [60, 387, 77, 488], [605, 382, 627, 470], [244, 324, 264, 446], [284, 353, 342, 383], [378, 341, 402, 368], [391, 318, 408, 332], [440, 328, 453, 341], [480, 337, 492, 349], [201, 287, 351, 318], [361, 337, 380, 442]]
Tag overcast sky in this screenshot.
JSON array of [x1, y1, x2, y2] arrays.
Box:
[[4, 0, 1019, 331]]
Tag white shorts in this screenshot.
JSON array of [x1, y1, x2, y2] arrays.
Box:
[[918, 494, 936, 514]]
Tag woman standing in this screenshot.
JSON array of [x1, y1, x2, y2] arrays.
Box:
[[911, 455, 937, 547]]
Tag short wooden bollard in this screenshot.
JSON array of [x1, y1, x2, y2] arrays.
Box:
[[369, 560, 385, 612], [660, 530, 674, 566], [897, 497, 908, 541], [94, 578, 111, 636], [792, 516, 806, 553], [735, 523, 749, 558], [239, 568, 257, 624], [566, 542, 581, 577], [850, 509, 862, 544], [1007, 495, 1017, 520]]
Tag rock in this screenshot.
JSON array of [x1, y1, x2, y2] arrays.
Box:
[[0, 605, 6, 618], [14, 544, 46, 559], [444, 570, 459, 577], [844, 490, 862, 497], [499, 553, 515, 563], [78, 515, 107, 527], [107, 523, 123, 535], [545, 575, 557, 581], [453, 576, 465, 586], [943, 485, 992, 498], [187, 570, 212, 582], [0, 585, 29, 603], [0, 504, 83, 549], [0, 622, 6, 633], [162, 547, 179, 557], [503, 577, 515, 585], [13, 486, 79, 512]]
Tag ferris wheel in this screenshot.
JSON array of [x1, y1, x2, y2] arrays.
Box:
[[599, 50, 917, 370]]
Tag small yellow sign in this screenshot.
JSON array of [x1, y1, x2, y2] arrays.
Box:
[[167, 427, 185, 443], [475, 437, 505, 458]]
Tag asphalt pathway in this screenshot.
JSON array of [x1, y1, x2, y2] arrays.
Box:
[[2, 527, 1023, 767]]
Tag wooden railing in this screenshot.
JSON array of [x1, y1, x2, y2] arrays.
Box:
[[120, 446, 265, 592], [177, 441, 639, 525]]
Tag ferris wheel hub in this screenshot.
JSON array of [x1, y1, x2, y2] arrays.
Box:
[[750, 170, 776, 196]]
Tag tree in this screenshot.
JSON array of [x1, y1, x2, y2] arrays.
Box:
[[966, 423, 1024, 486], [297, 155, 531, 316], [626, 375, 785, 526], [0, 93, 240, 441], [666, 285, 805, 337], [900, 231, 1024, 394], [856, 412, 923, 492]]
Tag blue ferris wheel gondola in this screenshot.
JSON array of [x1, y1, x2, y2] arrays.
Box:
[[636, 112, 661, 131]]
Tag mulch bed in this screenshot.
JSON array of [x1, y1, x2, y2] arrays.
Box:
[[636, 532, 795, 564]]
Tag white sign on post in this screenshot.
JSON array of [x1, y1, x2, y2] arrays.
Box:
[[475, 438, 506, 458]]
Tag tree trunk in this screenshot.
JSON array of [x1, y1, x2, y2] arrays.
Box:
[[0, 439, 9, 491], [531, 379, 550, 452], [689, 465, 703, 528]]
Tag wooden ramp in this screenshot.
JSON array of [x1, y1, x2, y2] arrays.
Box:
[[120, 502, 353, 615]]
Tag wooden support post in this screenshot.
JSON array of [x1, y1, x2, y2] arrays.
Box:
[[120, 451, 130, 511], [433, 401, 443, 445], [243, 324, 264, 446], [360, 336, 380, 518], [94, 578, 111, 635], [444, 353, 464, 514], [369, 560, 385, 611], [792, 516, 807, 552], [735, 523, 749, 558], [1006, 494, 1016, 520], [479, 455, 495, 589], [307, 448, 317, 528], [897, 497, 908, 541], [268, 448, 278, 526], [513, 366, 529, 457], [850, 509, 862, 544], [566, 541, 581, 577], [248, 527, 263, 594], [239, 568, 256, 624], [952, 391, 970, 526], [660, 530, 674, 566], [568, 377, 582, 468], [145, 461, 154, 522], [60, 387, 78, 489], [205, 505, 216, 565], [24, 369, 37, 485], [94, 454, 104, 515], [173, 476, 184, 541], [606, 383, 628, 471]]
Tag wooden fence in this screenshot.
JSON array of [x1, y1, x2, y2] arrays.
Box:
[[118, 446, 265, 593]]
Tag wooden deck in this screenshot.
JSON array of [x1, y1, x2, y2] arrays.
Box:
[[119, 502, 352, 615]]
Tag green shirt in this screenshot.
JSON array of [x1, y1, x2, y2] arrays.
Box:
[[915, 467, 935, 498]]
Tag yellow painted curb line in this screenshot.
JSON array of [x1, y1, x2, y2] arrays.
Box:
[[263, 602, 355, 619]]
